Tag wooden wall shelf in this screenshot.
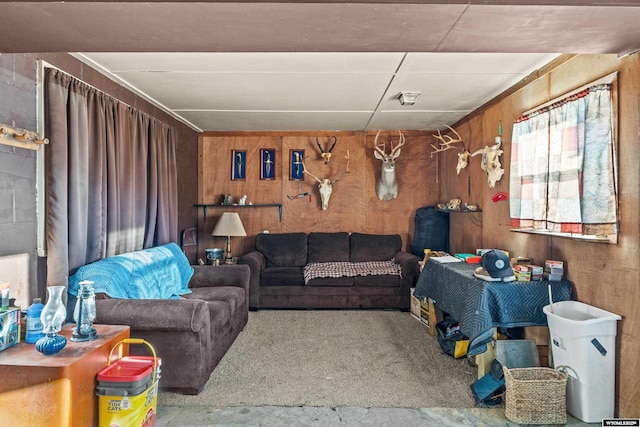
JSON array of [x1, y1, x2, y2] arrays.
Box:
[[436, 208, 482, 214], [194, 203, 283, 222]]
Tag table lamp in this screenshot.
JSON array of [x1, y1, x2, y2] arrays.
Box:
[[211, 212, 247, 264]]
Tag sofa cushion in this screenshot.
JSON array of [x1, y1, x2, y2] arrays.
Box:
[[308, 232, 350, 263], [350, 233, 402, 262], [306, 276, 354, 287], [256, 232, 307, 267], [185, 286, 246, 317], [261, 267, 305, 286], [354, 274, 402, 287]]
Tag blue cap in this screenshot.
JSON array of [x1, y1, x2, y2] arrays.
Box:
[[480, 250, 513, 279]]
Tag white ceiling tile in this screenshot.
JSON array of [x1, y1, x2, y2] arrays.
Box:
[[383, 72, 534, 111], [75, 51, 562, 131], [80, 52, 406, 73], [403, 53, 559, 74], [180, 111, 374, 132], [116, 71, 392, 111], [367, 111, 471, 131]]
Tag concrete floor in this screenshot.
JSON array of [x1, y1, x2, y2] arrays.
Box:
[[156, 405, 597, 426]]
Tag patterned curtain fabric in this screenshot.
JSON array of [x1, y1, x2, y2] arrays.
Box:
[[510, 110, 550, 229], [44, 68, 178, 288], [509, 83, 617, 237]]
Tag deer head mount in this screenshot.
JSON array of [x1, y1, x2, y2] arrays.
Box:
[[315, 136, 338, 164], [302, 150, 350, 210], [373, 130, 405, 201]]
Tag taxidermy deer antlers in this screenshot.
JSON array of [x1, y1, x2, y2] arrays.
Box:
[[373, 130, 405, 201], [430, 125, 464, 155], [430, 125, 470, 175], [302, 150, 350, 210], [315, 136, 338, 164]]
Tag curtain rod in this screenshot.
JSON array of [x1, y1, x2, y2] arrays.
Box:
[[42, 61, 182, 131], [522, 71, 617, 116]]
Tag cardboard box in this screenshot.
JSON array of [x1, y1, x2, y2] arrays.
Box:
[[409, 288, 421, 320], [410, 289, 436, 335], [0, 307, 20, 351], [527, 264, 544, 280]]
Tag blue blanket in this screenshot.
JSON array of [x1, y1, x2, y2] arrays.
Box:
[[68, 243, 193, 299]]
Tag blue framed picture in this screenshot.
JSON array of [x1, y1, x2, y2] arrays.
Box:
[[231, 150, 246, 180], [290, 149, 305, 180], [260, 149, 275, 180]]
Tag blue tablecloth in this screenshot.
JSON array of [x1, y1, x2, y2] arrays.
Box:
[[414, 259, 575, 356]]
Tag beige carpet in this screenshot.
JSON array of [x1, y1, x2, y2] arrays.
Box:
[[157, 310, 478, 408]]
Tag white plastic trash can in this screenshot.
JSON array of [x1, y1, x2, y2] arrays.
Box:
[[543, 301, 621, 423]]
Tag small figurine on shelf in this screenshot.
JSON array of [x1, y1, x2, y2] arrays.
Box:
[[239, 195, 247, 205]]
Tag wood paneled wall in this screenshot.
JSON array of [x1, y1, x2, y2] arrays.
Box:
[[197, 130, 440, 257], [443, 54, 640, 417]]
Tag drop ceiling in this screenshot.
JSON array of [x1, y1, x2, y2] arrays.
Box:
[[3, 1, 640, 132], [74, 52, 559, 132]]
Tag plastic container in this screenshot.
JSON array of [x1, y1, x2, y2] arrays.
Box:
[[25, 298, 45, 344], [97, 339, 160, 427], [543, 301, 621, 423]]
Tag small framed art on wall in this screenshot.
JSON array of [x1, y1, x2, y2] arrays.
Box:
[[231, 150, 246, 180], [289, 149, 305, 180], [261, 148, 275, 180]]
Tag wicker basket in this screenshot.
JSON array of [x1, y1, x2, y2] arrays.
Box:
[[503, 367, 567, 425]]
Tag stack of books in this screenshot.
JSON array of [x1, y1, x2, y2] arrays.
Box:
[[454, 253, 482, 263], [544, 260, 564, 281], [513, 264, 532, 281], [513, 264, 544, 281]]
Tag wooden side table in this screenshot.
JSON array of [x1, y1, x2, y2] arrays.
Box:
[[0, 323, 130, 427]]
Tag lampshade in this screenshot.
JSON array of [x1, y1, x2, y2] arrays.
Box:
[[211, 212, 247, 237]]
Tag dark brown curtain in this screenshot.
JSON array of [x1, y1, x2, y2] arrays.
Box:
[[44, 68, 177, 287]]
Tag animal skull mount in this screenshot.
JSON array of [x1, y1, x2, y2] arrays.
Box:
[[471, 139, 504, 188], [302, 150, 350, 210], [373, 130, 405, 201], [447, 198, 462, 211], [315, 136, 338, 164], [456, 151, 471, 175]]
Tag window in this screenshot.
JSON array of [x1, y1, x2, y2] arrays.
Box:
[[509, 73, 618, 243]]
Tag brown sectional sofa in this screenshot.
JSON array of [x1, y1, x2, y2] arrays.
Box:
[[238, 232, 420, 310]]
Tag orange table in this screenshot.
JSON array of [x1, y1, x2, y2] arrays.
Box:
[[0, 323, 130, 427]]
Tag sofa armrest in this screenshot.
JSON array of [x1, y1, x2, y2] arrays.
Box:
[[238, 251, 265, 310], [394, 250, 421, 309], [95, 298, 210, 333], [189, 264, 250, 289]]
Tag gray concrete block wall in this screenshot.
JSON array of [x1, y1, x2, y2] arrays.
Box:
[[0, 53, 40, 300]]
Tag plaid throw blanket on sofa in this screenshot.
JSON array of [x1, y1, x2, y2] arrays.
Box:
[[303, 260, 402, 285]]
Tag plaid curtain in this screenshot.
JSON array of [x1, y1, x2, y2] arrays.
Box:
[[509, 110, 550, 229], [509, 83, 617, 236]]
